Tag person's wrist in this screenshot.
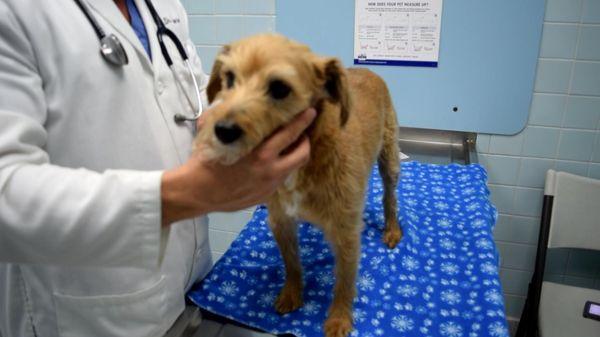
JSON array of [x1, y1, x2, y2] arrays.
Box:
[[160, 168, 181, 226], [160, 163, 211, 226]]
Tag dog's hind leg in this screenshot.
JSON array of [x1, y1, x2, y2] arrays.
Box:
[[378, 108, 402, 249], [323, 220, 361, 337], [268, 207, 304, 314]]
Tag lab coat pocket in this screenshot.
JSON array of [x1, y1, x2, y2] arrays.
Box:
[[54, 275, 167, 337]]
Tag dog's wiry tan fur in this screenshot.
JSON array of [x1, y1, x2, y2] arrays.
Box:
[[195, 34, 402, 337]]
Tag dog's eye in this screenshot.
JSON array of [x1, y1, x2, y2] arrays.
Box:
[[225, 71, 235, 89], [268, 80, 291, 100]]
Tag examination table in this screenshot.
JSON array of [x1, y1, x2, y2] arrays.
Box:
[[176, 129, 509, 337]]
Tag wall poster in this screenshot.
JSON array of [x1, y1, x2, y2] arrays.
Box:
[[354, 0, 443, 67]]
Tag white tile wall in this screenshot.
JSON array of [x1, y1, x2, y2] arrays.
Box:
[[478, 0, 600, 318]]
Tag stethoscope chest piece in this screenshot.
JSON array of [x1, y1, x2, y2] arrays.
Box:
[[100, 34, 129, 66]]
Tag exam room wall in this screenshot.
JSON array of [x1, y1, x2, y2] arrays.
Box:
[[476, 0, 600, 320], [182, 0, 600, 320]]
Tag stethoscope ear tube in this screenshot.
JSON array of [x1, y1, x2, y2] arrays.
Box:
[[173, 59, 203, 123], [73, 0, 203, 122], [156, 22, 189, 67], [73, 0, 106, 39]]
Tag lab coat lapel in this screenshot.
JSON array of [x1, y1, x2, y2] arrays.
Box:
[[87, 0, 154, 71]]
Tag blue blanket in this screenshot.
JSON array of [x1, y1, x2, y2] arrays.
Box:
[[188, 162, 509, 337]]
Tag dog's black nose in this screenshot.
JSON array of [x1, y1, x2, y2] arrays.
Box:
[[214, 121, 243, 144]]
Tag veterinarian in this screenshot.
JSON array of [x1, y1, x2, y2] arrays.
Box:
[[0, 1, 315, 336]]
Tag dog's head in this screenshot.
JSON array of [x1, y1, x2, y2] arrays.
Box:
[[195, 34, 351, 165]]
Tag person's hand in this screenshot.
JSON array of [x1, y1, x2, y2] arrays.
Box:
[[161, 108, 316, 226]]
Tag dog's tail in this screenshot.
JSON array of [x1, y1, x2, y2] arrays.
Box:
[[377, 93, 402, 248]]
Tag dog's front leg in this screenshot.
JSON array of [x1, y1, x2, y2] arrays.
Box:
[[268, 207, 303, 314], [323, 218, 361, 337]]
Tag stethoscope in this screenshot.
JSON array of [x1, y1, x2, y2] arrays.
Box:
[[73, 0, 203, 123]]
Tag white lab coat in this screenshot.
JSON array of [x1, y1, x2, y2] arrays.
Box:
[[0, 1, 212, 336]]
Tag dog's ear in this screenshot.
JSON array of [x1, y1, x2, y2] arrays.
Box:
[[206, 45, 230, 103], [318, 58, 352, 127]]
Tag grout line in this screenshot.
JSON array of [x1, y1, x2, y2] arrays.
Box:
[[499, 266, 534, 274], [537, 57, 574, 62], [532, 92, 600, 99], [534, 91, 600, 98], [517, 129, 526, 157], [532, 92, 567, 97], [485, 137, 598, 164], [514, 155, 524, 188], [554, 14, 583, 160], [522, 125, 600, 132], [542, 22, 580, 27], [497, 265, 597, 281], [510, 182, 517, 213], [528, 121, 599, 131], [489, 182, 543, 190], [496, 240, 537, 247], [538, 57, 600, 64], [497, 267, 589, 282], [508, 147, 521, 209], [557, 86, 569, 142], [543, 156, 560, 172], [577, 57, 600, 63], [498, 265, 534, 273], [497, 212, 540, 220], [542, 21, 600, 26]]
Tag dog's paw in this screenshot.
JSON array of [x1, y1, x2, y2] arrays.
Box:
[[274, 285, 303, 314], [383, 227, 402, 249], [324, 314, 353, 337]]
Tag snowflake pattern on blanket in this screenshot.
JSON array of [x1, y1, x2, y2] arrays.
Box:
[[188, 162, 509, 337]]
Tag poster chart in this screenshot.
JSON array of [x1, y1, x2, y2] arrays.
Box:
[[354, 0, 443, 67]]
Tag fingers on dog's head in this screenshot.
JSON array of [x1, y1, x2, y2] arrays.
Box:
[[275, 134, 311, 173], [262, 108, 316, 156]]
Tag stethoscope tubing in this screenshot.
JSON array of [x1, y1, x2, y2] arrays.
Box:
[[73, 0, 107, 39], [143, 0, 189, 65], [74, 0, 203, 122], [173, 59, 203, 122]]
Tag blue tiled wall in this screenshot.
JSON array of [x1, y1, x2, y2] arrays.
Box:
[[477, 0, 600, 319], [183, 0, 600, 321], [182, 0, 275, 73]]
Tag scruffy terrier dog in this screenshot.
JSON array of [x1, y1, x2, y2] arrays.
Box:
[[195, 34, 402, 337]]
